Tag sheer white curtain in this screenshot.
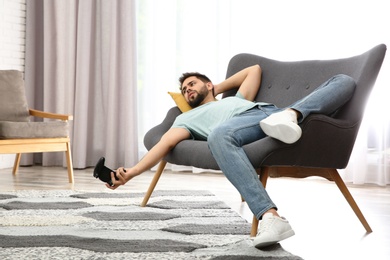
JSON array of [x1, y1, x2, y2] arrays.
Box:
[[25, 0, 138, 168], [137, 0, 390, 185]]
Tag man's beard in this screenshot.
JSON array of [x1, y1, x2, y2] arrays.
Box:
[[188, 84, 208, 108]]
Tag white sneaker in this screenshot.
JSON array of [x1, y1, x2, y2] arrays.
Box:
[[253, 213, 295, 249], [260, 110, 302, 144]]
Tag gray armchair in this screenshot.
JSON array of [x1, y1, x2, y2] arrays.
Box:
[[0, 70, 74, 183], [142, 44, 387, 236]]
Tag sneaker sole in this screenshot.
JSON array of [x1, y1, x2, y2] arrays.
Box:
[[260, 121, 302, 144], [253, 229, 295, 249]]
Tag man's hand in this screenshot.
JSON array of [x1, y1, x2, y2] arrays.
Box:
[[105, 128, 190, 190], [105, 167, 133, 190]]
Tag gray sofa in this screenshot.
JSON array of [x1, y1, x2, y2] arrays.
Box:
[[143, 44, 387, 235], [145, 44, 386, 170]]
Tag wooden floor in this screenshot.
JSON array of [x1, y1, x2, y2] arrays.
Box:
[[1, 165, 389, 260]]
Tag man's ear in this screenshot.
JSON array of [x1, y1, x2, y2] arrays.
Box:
[[206, 82, 214, 91]]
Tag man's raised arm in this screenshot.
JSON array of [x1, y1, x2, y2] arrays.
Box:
[[213, 64, 262, 101]]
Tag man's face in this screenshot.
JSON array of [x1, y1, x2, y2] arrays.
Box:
[[181, 76, 209, 108]]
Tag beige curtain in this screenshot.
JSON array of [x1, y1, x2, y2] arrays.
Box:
[[25, 0, 138, 168]]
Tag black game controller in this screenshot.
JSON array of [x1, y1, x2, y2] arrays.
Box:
[[93, 157, 119, 186]]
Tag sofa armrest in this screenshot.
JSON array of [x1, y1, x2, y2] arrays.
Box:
[[250, 114, 359, 169], [143, 106, 182, 150]]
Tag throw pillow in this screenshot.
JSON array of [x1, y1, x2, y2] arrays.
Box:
[[168, 92, 192, 112]]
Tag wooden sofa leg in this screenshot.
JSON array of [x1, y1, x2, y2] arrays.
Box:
[[141, 160, 167, 207], [251, 215, 259, 237], [250, 167, 270, 237], [13, 153, 22, 175], [329, 169, 372, 233], [65, 141, 74, 183]]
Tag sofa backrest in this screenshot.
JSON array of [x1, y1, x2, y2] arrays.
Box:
[[223, 44, 387, 125], [0, 70, 30, 122]]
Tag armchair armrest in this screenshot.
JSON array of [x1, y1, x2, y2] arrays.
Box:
[[29, 109, 73, 121], [253, 114, 359, 169], [143, 106, 182, 150]]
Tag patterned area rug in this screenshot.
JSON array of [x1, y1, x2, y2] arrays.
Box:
[[0, 190, 302, 259]]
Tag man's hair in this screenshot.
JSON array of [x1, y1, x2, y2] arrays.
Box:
[[179, 72, 212, 91]]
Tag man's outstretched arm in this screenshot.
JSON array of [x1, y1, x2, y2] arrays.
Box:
[[213, 64, 261, 101], [107, 127, 190, 189]]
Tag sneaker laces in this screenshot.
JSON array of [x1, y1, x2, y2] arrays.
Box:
[[257, 215, 288, 236], [257, 216, 276, 235], [284, 110, 298, 124]]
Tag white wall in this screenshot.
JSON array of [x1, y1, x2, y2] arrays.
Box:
[[0, 0, 26, 169]]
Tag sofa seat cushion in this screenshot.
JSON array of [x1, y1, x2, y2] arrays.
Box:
[[0, 121, 69, 139]]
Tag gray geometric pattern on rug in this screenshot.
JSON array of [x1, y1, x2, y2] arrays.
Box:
[[0, 235, 204, 253], [70, 189, 215, 199], [147, 199, 231, 209], [83, 211, 181, 221], [0, 201, 93, 210], [0, 194, 17, 200], [0, 190, 302, 260], [162, 223, 252, 235]]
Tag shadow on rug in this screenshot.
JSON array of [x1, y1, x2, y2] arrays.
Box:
[[0, 190, 302, 259]]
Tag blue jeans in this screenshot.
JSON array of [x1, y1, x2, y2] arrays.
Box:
[[207, 74, 356, 219]]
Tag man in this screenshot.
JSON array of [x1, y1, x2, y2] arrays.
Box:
[[107, 65, 356, 248]]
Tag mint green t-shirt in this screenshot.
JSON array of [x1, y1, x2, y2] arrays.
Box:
[[171, 92, 269, 140]]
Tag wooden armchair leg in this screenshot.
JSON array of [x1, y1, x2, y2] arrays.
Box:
[[65, 141, 74, 183], [329, 169, 372, 233], [13, 153, 22, 175], [250, 167, 270, 237], [141, 160, 167, 207], [259, 167, 269, 187], [251, 216, 259, 237]]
